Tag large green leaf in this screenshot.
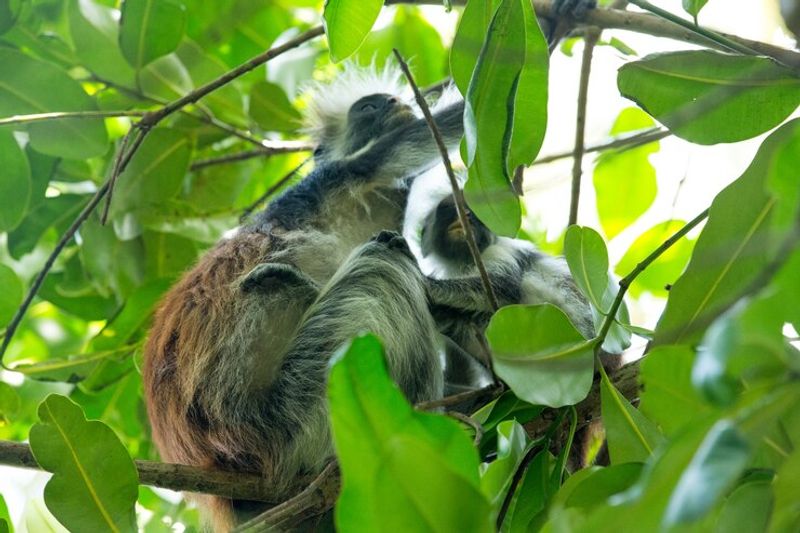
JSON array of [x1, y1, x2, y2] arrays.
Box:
[[463, 0, 525, 237], [487, 304, 595, 407], [601, 372, 665, 464], [716, 479, 773, 533], [323, 0, 383, 62], [248, 80, 302, 132], [615, 220, 695, 298], [119, 0, 186, 70], [29, 394, 138, 533], [137, 54, 193, 102], [68, 0, 136, 87], [0, 130, 31, 232], [108, 128, 192, 218], [564, 225, 609, 312], [480, 420, 528, 510], [771, 449, 800, 532], [451, 0, 501, 93], [594, 108, 658, 239], [639, 345, 716, 436], [0, 0, 20, 35], [0, 49, 108, 159], [328, 334, 493, 533], [0, 264, 23, 327], [502, 449, 552, 532], [618, 51, 800, 144], [552, 463, 643, 512], [663, 420, 750, 526], [654, 119, 800, 345]]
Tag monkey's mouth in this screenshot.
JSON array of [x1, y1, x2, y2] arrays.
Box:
[[447, 219, 466, 241], [384, 105, 416, 129]]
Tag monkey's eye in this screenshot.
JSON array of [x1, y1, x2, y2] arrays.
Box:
[[360, 102, 377, 112]]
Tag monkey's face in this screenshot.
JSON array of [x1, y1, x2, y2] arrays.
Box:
[[343, 93, 415, 155], [421, 197, 495, 263]]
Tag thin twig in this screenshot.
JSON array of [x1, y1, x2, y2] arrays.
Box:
[[392, 49, 500, 312], [191, 143, 313, 171], [595, 208, 709, 345], [239, 158, 311, 222], [0, 110, 145, 126], [447, 412, 485, 447], [101, 127, 147, 224], [531, 127, 669, 166], [625, 0, 759, 57], [415, 384, 503, 411], [234, 462, 340, 532], [568, 29, 600, 227]]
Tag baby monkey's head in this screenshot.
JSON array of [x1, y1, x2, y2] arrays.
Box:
[[421, 196, 495, 264]]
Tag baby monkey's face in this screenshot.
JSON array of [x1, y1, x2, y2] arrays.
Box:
[[422, 197, 495, 263], [343, 93, 416, 154]]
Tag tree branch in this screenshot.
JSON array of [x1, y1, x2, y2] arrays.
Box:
[[191, 142, 313, 171], [0, 110, 145, 126], [531, 127, 669, 166], [393, 49, 500, 312], [387, 1, 800, 68]]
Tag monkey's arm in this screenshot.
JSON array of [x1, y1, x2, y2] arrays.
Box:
[[426, 265, 523, 313], [344, 101, 464, 182]]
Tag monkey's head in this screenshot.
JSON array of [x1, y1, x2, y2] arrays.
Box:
[[421, 196, 496, 264], [303, 63, 419, 162]]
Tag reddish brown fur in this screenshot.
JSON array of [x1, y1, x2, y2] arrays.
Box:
[[143, 231, 273, 530]]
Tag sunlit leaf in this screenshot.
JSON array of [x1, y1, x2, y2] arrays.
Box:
[[0, 264, 23, 328], [771, 450, 800, 532], [323, 0, 383, 62], [463, 0, 525, 237], [0, 49, 108, 159], [119, 0, 186, 70], [137, 54, 193, 102], [615, 220, 695, 298], [0, 130, 30, 232], [328, 334, 493, 533], [0, 382, 21, 425], [68, 0, 136, 86], [29, 394, 138, 533], [487, 304, 595, 407], [564, 226, 609, 311], [594, 108, 658, 239], [655, 119, 800, 345], [601, 372, 665, 464], [618, 51, 800, 144]]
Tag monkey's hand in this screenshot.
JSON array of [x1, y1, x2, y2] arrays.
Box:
[[370, 230, 417, 262], [552, 0, 597, 18]]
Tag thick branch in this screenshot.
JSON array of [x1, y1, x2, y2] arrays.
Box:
[[0, 440, 281, 503]]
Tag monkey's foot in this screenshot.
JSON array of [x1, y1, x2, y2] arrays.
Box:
[[371, 230, 415, 260], [241, 263, 318, 294]]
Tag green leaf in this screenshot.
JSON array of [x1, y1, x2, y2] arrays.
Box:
[[11, 346, 137, 383], [683, 0, 710, 22], [0, 130, 30, 232], [594, 108, 658, 239], [639, 345, 716, 436], [357, 7, 447, 88], [0, 264, 23, 327], [487, 304, 595, 407], [618, 51, 800, 145], [615, 220, 695, 298], [142, 231, 198, 279], [480, 420, 528, 508], [0, 48, 108, 159], [451, 0, 501, 93], [556, 463, 643, 511], [564, 225, 609, 311], [473, 391, 544, 455], [328, 334, 493, 533], [29, 394, 138, 533], [7, 194, 88, 259], [108, 128, 192, 218], [771, 450, 800, 533], [664, 420, 750, 526], [463, 0, 526, 237], [248, 80, 302, 132], [654, 119, 800, 345], [68, 0, 136, 87], [323, 0, 383, 62], [716, 479, 773, 533], [119, 0, 186, 70], [137, 54, 193, 102], [601, 371, 665, 464], [502, 450, 552, 532], [0, 381, 21, 425], [0, 0, 21, 35], [0, 493, 10, 533]]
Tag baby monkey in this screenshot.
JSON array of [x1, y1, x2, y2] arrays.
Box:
[[421, 196, 598, 392]]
